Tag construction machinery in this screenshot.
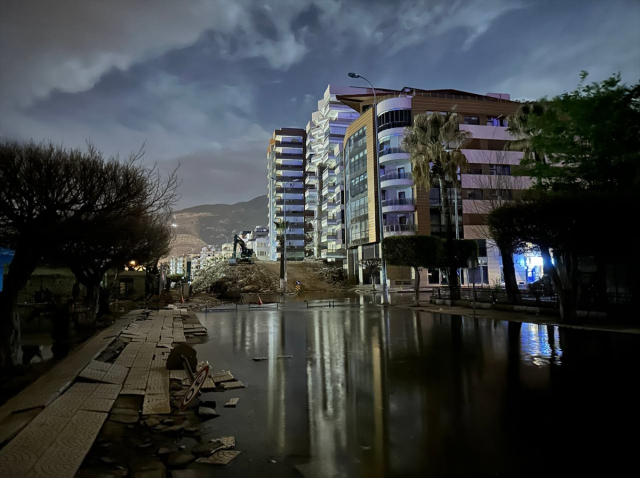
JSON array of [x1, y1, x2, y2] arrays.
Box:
[[229, 234, 254, 265]]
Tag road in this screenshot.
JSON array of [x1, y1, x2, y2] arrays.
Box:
[[192, 301, 640, 477]]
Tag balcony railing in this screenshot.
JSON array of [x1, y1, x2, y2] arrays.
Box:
[[379, 147, 409, 159], [383, 224, 418, 233], [380, 172, 413, 181], [381, 198, 416, 207]]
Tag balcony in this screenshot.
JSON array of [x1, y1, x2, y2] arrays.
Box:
[[322, 169, 336, 182], [380, 171, 413, 189], [379, 146, 410, 165], [322, 216, 338, 227], [459, 124, 512, 140], [383, 223, 417, 237], [322, 184, 336, 195], [381, 198, 416, 213]]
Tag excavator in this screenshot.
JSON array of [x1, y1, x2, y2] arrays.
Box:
[[228, 234, 254, 265]]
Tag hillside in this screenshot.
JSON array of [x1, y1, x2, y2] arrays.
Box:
[[167, 195, 267, 257]]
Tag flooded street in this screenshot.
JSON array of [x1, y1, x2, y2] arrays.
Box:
[[194, 302, 639, 477]]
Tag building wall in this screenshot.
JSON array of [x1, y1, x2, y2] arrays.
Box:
[[339, 88, 528, 287]]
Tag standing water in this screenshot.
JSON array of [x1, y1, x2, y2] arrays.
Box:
[[193, 303, 639, 477]]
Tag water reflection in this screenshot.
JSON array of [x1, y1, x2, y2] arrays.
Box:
[[198, 306, 639, 477]]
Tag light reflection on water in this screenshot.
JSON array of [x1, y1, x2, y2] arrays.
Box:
[[196, 304, 639, 477], [520, 323, 563, 366]]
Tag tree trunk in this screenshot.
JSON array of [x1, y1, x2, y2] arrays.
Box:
[[439, 178, 459, 300], [540, 245, 572, 322], [414, 266, 420, 306], [0, 247, 38, 368], [498, 242, 520, 304]]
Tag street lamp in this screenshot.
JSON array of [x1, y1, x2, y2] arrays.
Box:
[[347, 71, 389, 304]]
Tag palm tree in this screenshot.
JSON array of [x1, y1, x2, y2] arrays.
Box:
[[506, 102, 547, 166], [402, 109, 471, 299]]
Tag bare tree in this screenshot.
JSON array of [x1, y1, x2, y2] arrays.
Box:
[[464, 149, 529, 302], [0, 141, 179, 367]]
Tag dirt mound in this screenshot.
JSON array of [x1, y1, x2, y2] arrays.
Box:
[[191, 261, 280, 295], [192, 260, 346, 294]]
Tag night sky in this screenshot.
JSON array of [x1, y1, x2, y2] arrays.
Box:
[[1, 0, 638, 208]]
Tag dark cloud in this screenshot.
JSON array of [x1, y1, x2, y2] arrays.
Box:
[[1, 0, 638, 208]]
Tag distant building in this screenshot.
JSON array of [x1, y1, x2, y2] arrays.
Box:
[[267, 128, 307, 261]]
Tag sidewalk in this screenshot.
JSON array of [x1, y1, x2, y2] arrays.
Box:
[[397, 302, 640, 335], [0, 307, 201, 477]]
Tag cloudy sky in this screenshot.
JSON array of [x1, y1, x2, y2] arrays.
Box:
[[1, 0, 638, 209]]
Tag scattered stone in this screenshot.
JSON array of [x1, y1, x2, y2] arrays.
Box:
[[153, 424, 168, 432], [167, 452, 196, 468], [252, 357, 268, 361], [110, 414, 139, 424], [224, 398, 239, 408], [101, 456, 116, 464], [138, 442, 152, 448], [143, 418, 160, 427], [184, 427, 199, 434], [192, 443, 226, 457], [277, 355, 293, 359], [197, 407, 219, 419], [126, 424, 135, 429], [178, 445, 186, 451], [111, 407, 140, 416], [129, 455, 166, 478], [162, 418, 175, 425], [270, 459, 277, 463], [170, 383, 182, 391], [158, 445, 178, 455]]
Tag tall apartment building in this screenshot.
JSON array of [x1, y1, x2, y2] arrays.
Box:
[[304, 85, 362, 262], [267, 128, 307, 261], [337, 87, 527, 286]]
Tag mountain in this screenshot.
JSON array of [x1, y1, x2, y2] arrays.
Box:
[[167, 195, 267, 257]]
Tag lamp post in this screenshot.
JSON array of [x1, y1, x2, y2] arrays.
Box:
[[348, 72, 388, 304], [271, 175, 301, 294]]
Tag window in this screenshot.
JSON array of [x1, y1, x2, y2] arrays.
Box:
[[492, 189, 512, 199], [466, 189, 484, 200], [398, 191, 406, 200], [467, 166, 483, 175], [399, 216, 407, 225], [490, 164, 511, 175], [378, 109, 411, 132], [463, 116, 480, 125], [476, 239, 487, 257]]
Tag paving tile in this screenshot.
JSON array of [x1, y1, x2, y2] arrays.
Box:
[[86, 360, 111, 372], [195, 450, 241, 465], [210, 371, 235, 383], [224, 398, 239, 408], [78, 397, 114, 413], [100, 364, 129, 385], [27, 410, 107, 478], [170, 370, 188, 380], [0, 408, 42, 447], [78, 366, 106, 382], [220, 381, 245, 390], [142, 394, 171, 415], [93, 384, 121, 400]]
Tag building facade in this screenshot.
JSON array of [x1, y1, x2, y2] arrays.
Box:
[[304, 85, 361, 262], [267, 128, 307, 261], [337, 87, 528, 286]]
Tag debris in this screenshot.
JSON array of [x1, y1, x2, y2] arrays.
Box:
[[101, 456, 116, 464], [224, 398, 239, 408], [143, 418, 159, 427], [178, 445, 186, 451], [220, 381, 245, 390], [196, 450, 241, 466], [200, 400, 216, 409], [197, 406, 220, 419], [110, 414, 138, 424], [252, 357, 268, 361], [162, 418, 175, 425], [277, 355, 293, 359], [138, 442, 152, 448], [158, 445, 178, 455], [167, 452, 195, 468]]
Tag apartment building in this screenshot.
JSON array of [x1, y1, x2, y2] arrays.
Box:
[[337, 87, 528, 286], [246, 226, 269, 260], [304, 85, 361, 262], [267, 128, 307, 261]]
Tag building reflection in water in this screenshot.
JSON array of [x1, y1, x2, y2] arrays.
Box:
[[200, 306, 638, 477]]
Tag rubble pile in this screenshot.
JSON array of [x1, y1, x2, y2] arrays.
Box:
[[315, 265, 346, 288], [191, 261, 279, 294]]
